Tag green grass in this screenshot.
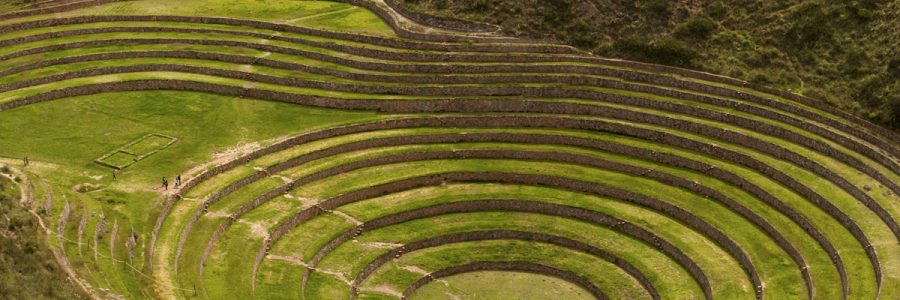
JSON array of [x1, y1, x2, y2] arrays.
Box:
[[179, 125, 854, 299], [408, 271, 593, 300], [355, 239, 648, 300], [122, 134, 175, 156], [1, 0, 898, 299], [1, 17, 884, 158], [3, 25, 891, 182], [0, 0, 395, 36], [243, 156, 755, 294], [99, 151, 137, 168]]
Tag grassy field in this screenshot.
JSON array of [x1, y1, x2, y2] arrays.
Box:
[[408, 271, 593, 300], [0, 0, 898, 299]]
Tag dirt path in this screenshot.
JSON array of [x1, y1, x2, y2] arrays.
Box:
[[286, 6, 358, 23], [361, 285, 403, 297], [268, 255, 354, 285], [332, 209, 363, 225]]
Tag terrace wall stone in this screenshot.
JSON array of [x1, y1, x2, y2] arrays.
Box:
[[3, 34, 893, 175], [260, 169, 760, 299], [4, 29, 894, 165], [3, 14, 891, 148], [149, 112, 864, 292], [123, 113, 851, 298], [338, 199, 710, 300], [44, 81, 881, 290], [0, 26, 893, 159], [10, 71, 896, 229], [0, 15, 575, 54], [6, 46, 895, 182], [313, 224, 655, 298], [1, 34, 893, 171], [243, 131, 825, 298]]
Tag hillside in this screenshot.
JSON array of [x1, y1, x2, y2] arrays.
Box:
[[395, 0, 900, 128], [0, 167, 84, 299], [0, 0, 898, 299]]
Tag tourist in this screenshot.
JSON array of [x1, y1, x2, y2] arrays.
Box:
[[162, 177, 168, 190], [23, 155, 28, 166], [175, 175, 181, 187]]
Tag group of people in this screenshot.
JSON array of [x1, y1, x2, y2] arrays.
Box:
[[162, 175, 182, 190], [25, 154, 186, 192]]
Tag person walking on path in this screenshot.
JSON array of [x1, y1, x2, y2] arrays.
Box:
[[112, 170, 117, 180], [23, 155, 28, 167], [162, 177, 168, 190], [175, 175, 181, 187]]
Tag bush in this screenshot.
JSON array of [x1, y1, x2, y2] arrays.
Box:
[[748, 46, 787, 68], [748, 70, 775, 85], [707, 2, 727, 20], [642, 0, 672, 19], [888, 58, 900, 79], [673, 17, 717, 41], [612, 37, 698, 67], [784, 2, 832, 48], [886, 95, 900, 127]]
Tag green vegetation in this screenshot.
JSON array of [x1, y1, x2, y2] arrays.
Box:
[[0, 0, 897, 299], [397, 0, 900, 127], [409, 271, 593, 300]]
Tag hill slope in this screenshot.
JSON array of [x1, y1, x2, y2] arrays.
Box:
[[396, 0, 900, 127], [0, 167, 84, 299]]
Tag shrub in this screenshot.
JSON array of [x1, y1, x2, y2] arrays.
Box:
[[784, 2, 832, 48], [888, 58, 900, 79], [642, 0, 672, 19], [707, 2, 727, 20], [674, 17, 717, 41], [842, 48, 875, 76], [886, 94, 900, 127], [612, 37, 698, 67], [748, 70, 774, 85]]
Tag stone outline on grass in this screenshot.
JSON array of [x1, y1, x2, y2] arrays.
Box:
[[94, 133, 177, 170]]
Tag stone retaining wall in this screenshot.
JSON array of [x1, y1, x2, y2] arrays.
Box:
[[339, 199, 711, 300], [315, 222, 654, 298], [2, 14, 891, 147], [2, 30, 891, 170], [1, 37, 892, 170], [1, 25, 893, 160], [8, 77, 895, 239], [0, 15, 575, 53], [4, 54, 895, 188], [260, 170, 759, 299], [21, 85, 877, 290]]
